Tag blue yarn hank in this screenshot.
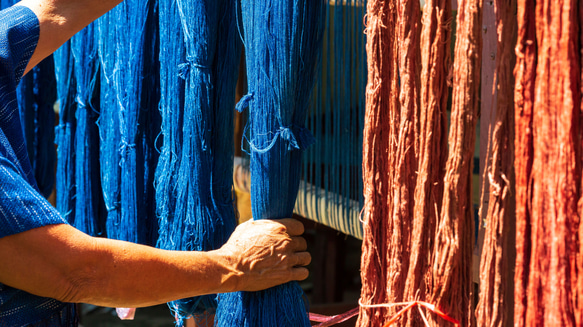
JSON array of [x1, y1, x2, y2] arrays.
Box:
[[155, 0, 240, 324], [215, 1, 326, 326]]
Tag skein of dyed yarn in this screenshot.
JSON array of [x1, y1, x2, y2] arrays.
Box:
[[54, 41, 78, 223], [70, 23, 104, 236], [96, 4, 121, 239], [95, 0, 159, 318], [101, 0, 159, 245], [215, 1, 326, 326], [357, 0, 398, 324], [514, 0, 581, 325], [155, 0, 240, 324], [403, 0, 450, 325], [428, 0, 482, 325]]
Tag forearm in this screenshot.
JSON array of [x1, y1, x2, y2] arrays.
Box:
[[18, 0, 123, 73], [0, 224, 239, 307], [79, 241, 240, 307], [83, 237, 240, 307]]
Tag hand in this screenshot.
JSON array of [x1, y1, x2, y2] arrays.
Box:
[[216, 218, 311, 292]]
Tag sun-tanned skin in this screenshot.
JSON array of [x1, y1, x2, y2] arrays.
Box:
[[0, 0, 311, 308], [0, 219, 310, 307]]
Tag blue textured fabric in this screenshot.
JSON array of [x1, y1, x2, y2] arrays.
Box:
[[215, 1, 326, 326], [0, 5, 76, 326], [1, 0, 56, 200], [17, 56, 57, 199], [155, 0, 240, 323]]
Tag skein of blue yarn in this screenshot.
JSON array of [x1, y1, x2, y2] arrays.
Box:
[[155, 0, 240, 324], [215, 1, 326, 326]]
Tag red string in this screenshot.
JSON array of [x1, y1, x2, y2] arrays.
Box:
[[309, 307, 360, 327], [380, 301, 460, 327], [308, 301, 459, 327]]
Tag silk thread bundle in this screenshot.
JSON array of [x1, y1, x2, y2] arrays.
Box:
[[514, 0, 581, 325], [512, 0, 535, 325], [70, 23, 104, 236], [428, 0, 482, 325], [403, 0, 451, 325], [359, 0, 480, 325], [357, 0, 394, 324], [475, 0, 516, 325], [154, 0, 185, 256], [96, 6, 121, 240], [215, 1, 326, 326], [100, 0, 159, 245], [358, 0, 423, 323], [95, 0, 159, 318], [54, 41, 78, 223], [386, 0, 421, 317], [155, 0, 240, 323]]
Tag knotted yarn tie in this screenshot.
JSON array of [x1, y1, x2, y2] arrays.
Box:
[[244, 124, 316, 154], [308, 299, 460, 327], [75, 94, 88, 110], [119, 140, 137, 158], [235, 92, 254, 113], [178, 56, 212, 80]]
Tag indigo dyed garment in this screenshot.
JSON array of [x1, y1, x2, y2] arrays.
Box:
[[0, 5, 77, 326]]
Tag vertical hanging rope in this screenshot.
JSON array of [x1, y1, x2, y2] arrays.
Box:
[[429, 0, 481, 325], [215, 1, 326, 326], [403, 0, 451, 323], [156, 0, 239, 324], [71, 23, 104, 236], [514, 0, 581, 325], [54, 41, 77, 223], [475, 0, 516, 325]]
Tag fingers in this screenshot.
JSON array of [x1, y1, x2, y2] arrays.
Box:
[[290, 267, 309, 281], [290, 236, 307, 251], [277, 218, 304, 236], [292, 251, 311, 267]]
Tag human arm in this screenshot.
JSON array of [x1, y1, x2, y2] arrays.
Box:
[[18, 0, 123, 73], [0, 218, 310, 308]]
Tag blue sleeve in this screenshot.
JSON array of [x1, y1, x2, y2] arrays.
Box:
[[0, 5, 39, 85], [0, 154, 67, 239]]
